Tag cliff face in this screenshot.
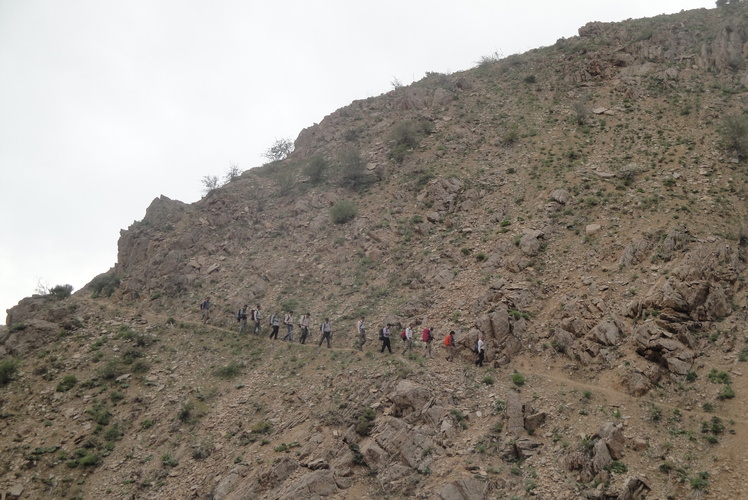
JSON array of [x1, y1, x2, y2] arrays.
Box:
[[3, 4, 748, 499]]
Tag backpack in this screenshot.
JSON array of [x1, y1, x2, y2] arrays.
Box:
[[473, 341, 479, 353], [444, 335, 452, 347], [379, 328, 385, 340], [237, 309, 242, 322], [401, 330, 406, 340]]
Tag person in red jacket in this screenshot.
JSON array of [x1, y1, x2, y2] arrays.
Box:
[[444, 330, 456, 362], [422, 327, 434, 359]]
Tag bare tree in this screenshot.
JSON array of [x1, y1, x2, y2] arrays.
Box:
[[263, 138, 294, 162], [224, 163, 241, 184], [201, 175, 219, 195]]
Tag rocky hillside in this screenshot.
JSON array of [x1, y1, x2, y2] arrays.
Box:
[[3, 4, 748, 499]]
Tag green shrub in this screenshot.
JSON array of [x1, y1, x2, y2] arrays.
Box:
[[511, 371, 525, 386], [98, 360, 123, 380], [606, 461, 628, 474], [719, 114, 748, 159], [338, 146, 367, 188], [214, 362, 242, 380], [89, 272, 120, 298], [110, 391, 125, 403], [349, 443, 365, 465], [304, 154, 328, 184], [122, 348, 143, 365], [502, 124, 520, 145], [718, 384, 735, 400], [56, 374, 78, 392], [0, 358, 19, 386], [161, 453, 179, 467], [88, 401, 111, 426], [355, 408, 376, 436], [450, 409, 468, 430], [49, 284, 73, 300], [177, 400, 204, 424], [274, 168, 295, 196], [388, 120, 432, 163], [251, 420, 273, 434], [708, 368, 731, 385], [689, 471, 709, 490], [648, 403, 662, 422], [78, 453, 100, 467], [103, 423, 123, 442], [330, 200, 358, 224]]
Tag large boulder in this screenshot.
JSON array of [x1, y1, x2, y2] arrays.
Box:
[[388, 379, 433, 417], [277, 470, 343, 500], [590, 319, 624, 346], [634, 322, 695, 375], [434, 477, 488, 500]]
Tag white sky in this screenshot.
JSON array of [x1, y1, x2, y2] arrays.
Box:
[[0, 0, 714, 322]]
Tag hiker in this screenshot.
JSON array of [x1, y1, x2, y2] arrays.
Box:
[[444, 330, 456, 361], [380, 323, 392, 354], [357, 316, 367, 351], [422, 326, 434, 358], [269, 311, 280, 340], [318, 318, 332, 348], [402, 323, 414, 355], [200, 297, 211, 323], [238, 304, 249, 334], [299, 312, 311, 344], [252, 304, 262, 335], [282, 310, 294, 341], [475, 335, 485, 367]]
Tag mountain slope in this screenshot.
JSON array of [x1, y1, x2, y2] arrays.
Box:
[[3, 4, 748, 499]]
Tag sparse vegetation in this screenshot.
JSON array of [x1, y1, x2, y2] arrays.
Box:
[[56, 374, 78, 392], [263, 138, 294, 162], [304, 154, 329, 184], [6, 7, 748, 498], [49, 284, 74, 300], [0, 358, 19, 386], [355, 408, 376, 436], [337, 146, 368, 188], [214, 361, 243, 379], [330, 199, 358, 224], [201, 175, 219, 195], [89, 272, 120, 298], [719, 114, 748, 158], [511, 371, 525, 386]]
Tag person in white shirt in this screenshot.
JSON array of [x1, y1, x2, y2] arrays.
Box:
[[299, 312, 312, 344], [402, 324, 413, 355], [318, 318, 332, 348], [282, 311, 294, 341], [475, 335, 485, 367], [269, 312, 280, 340], [380, 324, 392, 354], [356, 317, 366, 351], [252, 304, 262, 335]]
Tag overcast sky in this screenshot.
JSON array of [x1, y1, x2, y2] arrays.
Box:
[[0, 0, 714, 322]]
